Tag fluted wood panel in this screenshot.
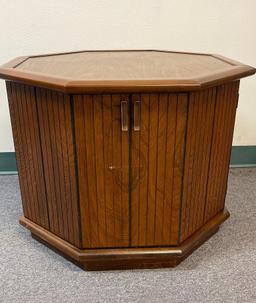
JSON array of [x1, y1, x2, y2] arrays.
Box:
[[6, 82, 49, 229], [131, 93, 188, 246], [36, 88, 80, 247], [204, 81, 239, 222], [73, 94, 129, 248], [180, 82, 239, 242], [180, 87, 217, 241]]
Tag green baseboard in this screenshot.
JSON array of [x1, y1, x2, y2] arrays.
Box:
[[0, 146, 256, 174], [0, 152, 17, 174], [230, 146, 256, 168]]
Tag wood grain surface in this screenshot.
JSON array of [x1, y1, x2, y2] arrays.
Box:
[[7, 80, 240, 254], [131, 93, 188, 246], [180, 82, 239, 242], [20, 207, 229, 270], [1, 50, 254, 93], [6, 82, 49, 229], [73, 94, 129, 248], [204, 81, 240, 222], [35, 87, 81, 246], [15, 50, 236, 80]]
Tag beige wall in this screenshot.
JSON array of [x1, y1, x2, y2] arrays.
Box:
[[0, 0, 255, 151]]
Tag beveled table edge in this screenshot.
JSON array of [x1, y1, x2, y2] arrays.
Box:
[[0, 50, 255, 94]]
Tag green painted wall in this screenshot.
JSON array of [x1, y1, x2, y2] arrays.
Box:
[[0, 147, 256, 174]]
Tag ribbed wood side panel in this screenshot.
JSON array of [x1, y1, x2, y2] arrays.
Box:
[[180, 87, 216, 242], [131, 93, 188, 247], [73, 94, 129, 248], [6, 82, 49, 229], [204, 81, 239, 222], [180, 82, 239, 242], [36, 88, 80, 247]]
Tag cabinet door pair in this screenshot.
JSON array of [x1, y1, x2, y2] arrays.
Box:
[[74, 93, 188, 249]]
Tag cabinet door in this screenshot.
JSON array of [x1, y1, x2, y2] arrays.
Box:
[[131, 93, 188, 246], [74, 94, 129, 248]]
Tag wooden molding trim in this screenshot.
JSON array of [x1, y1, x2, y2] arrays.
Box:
[[0, 50, 255, 94], [20, 208, 229, 270], [0, 66, 254, 94]]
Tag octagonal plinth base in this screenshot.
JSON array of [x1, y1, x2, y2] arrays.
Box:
[[19, 209, 229, 271]]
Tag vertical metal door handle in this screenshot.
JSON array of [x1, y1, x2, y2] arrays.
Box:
[[133, 101, 141, 131], [121, 101, 128, 131]]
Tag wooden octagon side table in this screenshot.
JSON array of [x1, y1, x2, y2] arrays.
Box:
[[0, 50, 255, 270]]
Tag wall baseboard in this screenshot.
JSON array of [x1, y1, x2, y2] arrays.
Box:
[[0, 147, 256, 174], [0, 152, 17, 175], [230, 146, 256, 168]]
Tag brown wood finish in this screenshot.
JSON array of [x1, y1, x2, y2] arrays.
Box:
[[204, 81, 240, 222], [2, 50, 255, 270], [180, 82, 239, 241], [15, 51, 237, 80], [131, 93, 187, 246], [35, 87, 80, 246], [181, 87, 217, 241], [0, 50, 254, 94], [6, 82, 49, 229], [20, 207, 229, 270], [73, 94, 129, 248]]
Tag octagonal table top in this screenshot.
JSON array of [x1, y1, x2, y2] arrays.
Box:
[[0, 50, 255, 93]]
